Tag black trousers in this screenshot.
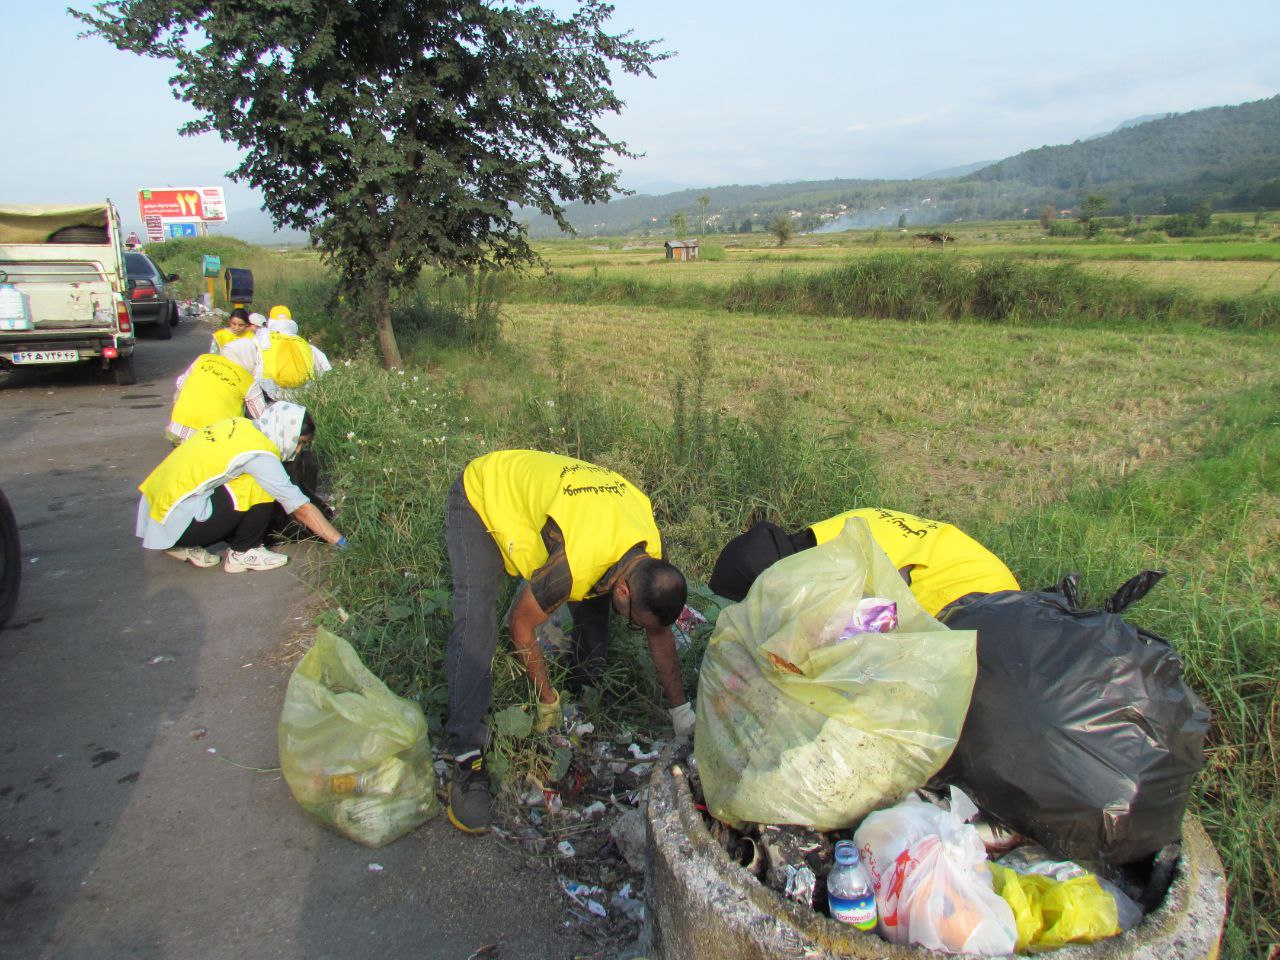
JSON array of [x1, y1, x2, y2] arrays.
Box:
[[174, 485, 274, 552], [566, 594, 611, 693]]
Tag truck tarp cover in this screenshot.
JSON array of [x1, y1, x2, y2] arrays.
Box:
[[0, 204, 110, 244]]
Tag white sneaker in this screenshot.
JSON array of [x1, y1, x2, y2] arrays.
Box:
[[165, 546, 221, 568], [223, 546, 289, 573]]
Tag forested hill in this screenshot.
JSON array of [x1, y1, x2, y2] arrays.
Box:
[[530, 94, 1280, 237], [968, 95, 1280, 195]]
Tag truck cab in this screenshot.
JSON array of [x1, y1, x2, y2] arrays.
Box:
[[0, 202, 138, 385]]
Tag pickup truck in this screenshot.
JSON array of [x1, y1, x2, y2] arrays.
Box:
[[0, 202, 138, 385]]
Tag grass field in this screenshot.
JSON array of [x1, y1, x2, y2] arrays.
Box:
[[157, 226, 1279, 957]]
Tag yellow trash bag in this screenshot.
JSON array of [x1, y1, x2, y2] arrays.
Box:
[[990, 864, 1121, 952], [696, 518, 978, 829], [279, 628, 440, 847]]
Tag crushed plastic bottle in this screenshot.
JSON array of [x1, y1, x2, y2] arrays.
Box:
[[827, 840, 877, 931]]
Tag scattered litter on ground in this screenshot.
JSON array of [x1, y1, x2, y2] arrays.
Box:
[[147, 654, 175, 664], [367, 862, 384, 873]]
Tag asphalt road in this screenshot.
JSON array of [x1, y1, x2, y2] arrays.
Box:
[[0, 321, 597, 959]]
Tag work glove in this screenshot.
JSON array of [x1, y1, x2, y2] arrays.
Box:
[[534, 691, 563, 733], [668, 701, 696, 738]]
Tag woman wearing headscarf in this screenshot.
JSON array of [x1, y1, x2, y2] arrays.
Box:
[[210, 307, 254, 354], [165, 339, 267, 445], [136, 402, 346, 573]]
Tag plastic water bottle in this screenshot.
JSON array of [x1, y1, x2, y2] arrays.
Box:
[[827, 840, 877, 930], [0, 283, 30, 331]]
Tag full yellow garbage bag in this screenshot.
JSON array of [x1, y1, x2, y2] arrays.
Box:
[[279, 628, 440, 847], [696, 518, 978, 829], [990, 864, 1121, 952]]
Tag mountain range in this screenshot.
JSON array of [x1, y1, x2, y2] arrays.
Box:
[[209, 93, 1280, 243]]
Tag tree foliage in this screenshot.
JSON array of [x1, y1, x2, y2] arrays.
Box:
[[769, 213, 793, 246], [73, 0, 666, 365]]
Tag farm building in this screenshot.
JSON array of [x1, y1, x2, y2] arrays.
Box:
[[665, 239, 699, 261]]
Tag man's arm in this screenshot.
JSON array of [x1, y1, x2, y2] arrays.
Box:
[[509, 583, 557, 704], [646, 625, 688, 708]]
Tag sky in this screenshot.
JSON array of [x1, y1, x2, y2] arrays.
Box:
[[3, 1, 1278, 228]]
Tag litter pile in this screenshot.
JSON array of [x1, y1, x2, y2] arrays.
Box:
[[487, 718, 662, 944], [687, 518, 1209, 955]]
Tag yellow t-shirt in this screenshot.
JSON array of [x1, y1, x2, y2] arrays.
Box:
[[809, 507, 1019, 615], [463, 450, 662, 601]]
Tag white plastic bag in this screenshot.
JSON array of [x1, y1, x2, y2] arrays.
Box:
[[853, 787, 1017, 955]]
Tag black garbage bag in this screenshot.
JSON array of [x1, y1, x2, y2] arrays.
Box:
[[940, 571, 1210, 866]]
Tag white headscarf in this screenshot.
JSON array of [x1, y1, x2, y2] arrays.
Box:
[[254, 402, 308, 462], [267, 317, 299, 336], [219, 338, 261, 376]]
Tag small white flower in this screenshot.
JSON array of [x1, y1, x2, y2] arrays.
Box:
[[410, 399, 417, 405], [412, 375, 419, 382], [463, 416, 470, 424], [346, 431, 356, 440], [343, 359, 352, 368], [396, 369, 404, 376], [546, 399, 555, 407]]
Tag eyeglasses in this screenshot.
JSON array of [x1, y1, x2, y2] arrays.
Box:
[[624, 593, 645, 633]]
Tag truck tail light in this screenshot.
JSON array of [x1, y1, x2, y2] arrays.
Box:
[[116, 302, 132, 333], [103, 345, 119, 359]]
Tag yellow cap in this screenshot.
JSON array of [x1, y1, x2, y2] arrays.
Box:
[[268, 304, 292, 321]]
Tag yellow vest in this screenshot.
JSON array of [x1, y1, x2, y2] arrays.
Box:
[[261, 332, 315, 389], [139, 418, 279, 523], [463, 450, 662, 601], [213, 327, 253, 350], [809, 508, 1019, 615], [170, 354, 254, 432]]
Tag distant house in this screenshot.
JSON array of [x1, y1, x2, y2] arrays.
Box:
[[665, 239, 699, 262]]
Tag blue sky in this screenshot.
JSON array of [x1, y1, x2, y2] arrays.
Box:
[[3, 1, 1278, 223]]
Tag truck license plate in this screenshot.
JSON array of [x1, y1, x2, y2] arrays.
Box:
[[11, 350, 80, 364]]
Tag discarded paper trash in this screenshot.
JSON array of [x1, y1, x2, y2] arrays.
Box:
[[696, 519, 977, 829], [279, 628, 439, 847]]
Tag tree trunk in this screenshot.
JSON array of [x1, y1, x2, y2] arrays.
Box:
[[371, 281, 403, 368]]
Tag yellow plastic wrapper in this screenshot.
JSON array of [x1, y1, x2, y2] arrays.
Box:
[[990, 864, 1121, 952], [695, 518, 978, 830], [279, 628, 440, 847]]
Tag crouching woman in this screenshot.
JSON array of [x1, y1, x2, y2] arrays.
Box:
[[136, 403, 346, 573]]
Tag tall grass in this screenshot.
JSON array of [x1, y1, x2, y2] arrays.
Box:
[[1001, 381, 1279, 957], [300, 340, 1278, 955], [518, 253, 1280, 329]]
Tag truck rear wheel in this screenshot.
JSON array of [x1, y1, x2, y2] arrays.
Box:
[[112, 355, 137, 385]]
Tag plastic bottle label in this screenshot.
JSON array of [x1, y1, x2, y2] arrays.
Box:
[[829, 893, 877, 930]]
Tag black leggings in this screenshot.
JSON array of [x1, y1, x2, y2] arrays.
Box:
[[173, 485, 274, 552]]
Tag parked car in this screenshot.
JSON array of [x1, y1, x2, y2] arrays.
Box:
[[125, 251, 181, 339]]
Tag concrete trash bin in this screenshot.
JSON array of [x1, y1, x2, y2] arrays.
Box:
[[643, 754, 1227, 960]]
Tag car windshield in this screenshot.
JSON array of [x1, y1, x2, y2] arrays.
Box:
[[125, 253, 158, 279]]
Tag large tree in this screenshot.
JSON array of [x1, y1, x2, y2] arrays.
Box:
[[74, 0, 666, 366]]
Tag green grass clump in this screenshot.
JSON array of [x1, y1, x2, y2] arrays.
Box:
[[515, 253, 1280, 329]]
